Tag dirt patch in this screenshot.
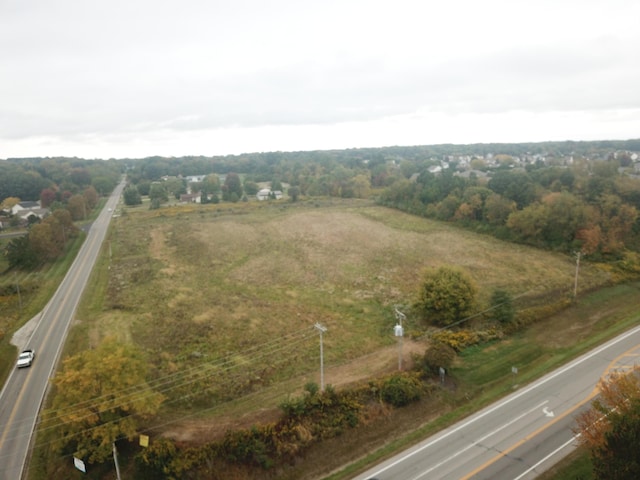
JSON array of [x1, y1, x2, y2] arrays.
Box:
[[160, 340, 427, 444]]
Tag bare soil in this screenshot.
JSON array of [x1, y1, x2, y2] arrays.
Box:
[[161, 339, 427, 444]]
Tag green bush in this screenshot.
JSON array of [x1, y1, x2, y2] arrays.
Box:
[[380, 373, 423, 407], [421, 341, 456, 376]]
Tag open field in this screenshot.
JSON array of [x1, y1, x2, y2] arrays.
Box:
[[66, 200, 612, 430], [24, 198, 640, 479]]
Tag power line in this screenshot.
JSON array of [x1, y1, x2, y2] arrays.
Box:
[[0, 326, 317, 449]]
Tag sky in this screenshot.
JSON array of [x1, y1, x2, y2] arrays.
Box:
[[1, 0, 639, 160]]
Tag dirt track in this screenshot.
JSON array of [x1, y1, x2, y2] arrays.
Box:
[[161, 339, 427, 444]]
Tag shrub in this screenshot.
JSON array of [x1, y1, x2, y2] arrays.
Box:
[[420, 341, 457, 376], [380, 373, 423, 407]]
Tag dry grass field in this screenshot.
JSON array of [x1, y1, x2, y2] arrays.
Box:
[[76, 199, 612, 445]]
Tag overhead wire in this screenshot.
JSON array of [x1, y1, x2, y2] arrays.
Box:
[[0, 325, 317, 453]]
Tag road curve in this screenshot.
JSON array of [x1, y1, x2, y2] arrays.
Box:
[[0, 181, 125, 480], [354, 323, 640, 480]]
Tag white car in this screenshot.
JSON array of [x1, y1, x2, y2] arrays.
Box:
[[17, 349, 35, 368]]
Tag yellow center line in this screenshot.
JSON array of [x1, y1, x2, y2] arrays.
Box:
[[0, 231, 99, 452], [459, 344, 640, 480]]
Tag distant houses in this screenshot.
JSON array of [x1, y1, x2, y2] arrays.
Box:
[[179, 193, 201, 203], [10, 201, 49, 223], [256, 188, 283, 201]]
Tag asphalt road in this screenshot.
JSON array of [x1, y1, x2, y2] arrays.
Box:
[[355, 324, 640, 480], [0, 181, 125, 480]]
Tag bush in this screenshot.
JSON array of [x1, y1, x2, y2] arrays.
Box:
[[421, 342, 456, 376], [380, 373, 423, 407]]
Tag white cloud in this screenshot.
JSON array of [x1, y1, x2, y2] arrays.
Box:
[[1, 0, 639, 158]]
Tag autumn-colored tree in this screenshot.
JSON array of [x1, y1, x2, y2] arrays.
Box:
[[43, 339, 165, 464], [575, 368, 640, 479], [599, 194, 638, 254], [420, 341, 456, 376], [506, 203, 548, 246], [40, 188, 57, 208], [484, 193, 516, 226], [415, 266, 477, 327], [0, 196, 21, 211], [67, 194, 87, 220], [29, 222, 60, 261], [351, 174, 371, 199], [49, 209, 78, 246], [575, 225, 602, 255], [83, 185, 99, 209]]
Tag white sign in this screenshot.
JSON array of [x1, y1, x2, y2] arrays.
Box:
[[73, 457, 86, 473]]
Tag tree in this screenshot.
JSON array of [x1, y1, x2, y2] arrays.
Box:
[[29, 222, 60, 261], [0, 196, 21, 211], [351, 174, 371, 199], [43, 339, 165, 464], [484, 193, 516, 226], [575, 367, 640, 479], [123, 186, 142, 206], [136, 180, 152, 196], [489, 289, 514, 324], [149, 183, 169, 204], [420, 341, 456, 376], [592, 400, 640, 479], [70, 167, 91, 186], [48, 209, 77, 249], [163, 177, 186, 199], [67, 194, 87, 220], [222, 172, 243, 201], [243, 180, 259, 196], [488, 171, 538, 209], [4, 235, 38, 269], [271, 178, 283, 192], [415, 266, 477, 327], [40, 188, 58, 208], [92, 176, 116, 196], [83, 185, 99, 210], [288, 186, 300, 202]]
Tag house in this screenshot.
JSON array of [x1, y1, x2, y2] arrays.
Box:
[[16, 208, 49, 223], [180, 193, 201, 203], [11, 201, 40, 215], [256, 189, 283, 201], [185, 175, 207, 184], [10, 201, 49, 223]]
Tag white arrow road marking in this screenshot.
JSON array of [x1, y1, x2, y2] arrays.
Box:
[[543, 407, 555, 417]]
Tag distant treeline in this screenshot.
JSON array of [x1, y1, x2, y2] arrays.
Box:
[[3, 139, 640, 263]]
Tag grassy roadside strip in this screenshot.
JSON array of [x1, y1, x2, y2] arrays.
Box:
[[326, 283, 640, 480]]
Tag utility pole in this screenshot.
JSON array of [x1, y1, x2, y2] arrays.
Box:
[[314, 323, 327, 391], [573, 251, 581, 298], [112, 442, 122, 480], [14, 272, 22, 316], [394, 308, 406, 371]]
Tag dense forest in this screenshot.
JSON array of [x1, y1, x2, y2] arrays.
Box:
[[2, 139, 640, 268]]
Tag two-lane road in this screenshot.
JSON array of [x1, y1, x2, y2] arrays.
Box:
[[0, 181, 124, 480], [355, 323, 640, 480]]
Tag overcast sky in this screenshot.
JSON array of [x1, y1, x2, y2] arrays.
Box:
[[1, 0, 639, 159]]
